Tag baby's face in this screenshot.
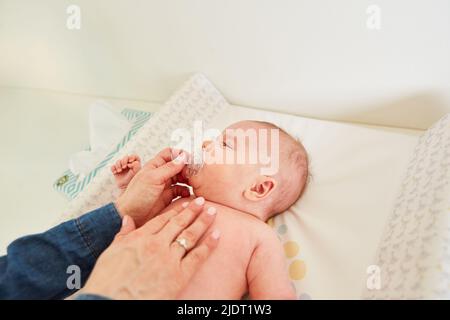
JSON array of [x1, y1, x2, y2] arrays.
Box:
[[184, 121, 274, 206]]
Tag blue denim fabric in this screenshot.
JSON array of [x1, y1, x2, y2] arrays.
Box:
[[0, 203, 121, 300], [75, 294, 111, 300]]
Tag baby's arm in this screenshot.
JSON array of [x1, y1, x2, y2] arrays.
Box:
[[246, 227, 296, 300]]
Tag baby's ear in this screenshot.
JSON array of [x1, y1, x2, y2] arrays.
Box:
[[244, 176, 276, 202]]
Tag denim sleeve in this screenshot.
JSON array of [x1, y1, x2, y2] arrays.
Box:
[[0, 203, 122, 300], [74, 294, 112, 300]]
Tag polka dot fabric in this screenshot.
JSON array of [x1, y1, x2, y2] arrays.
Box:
[[268, 218, 311, 300]]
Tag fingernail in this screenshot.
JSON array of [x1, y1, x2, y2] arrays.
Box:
[[173, 152, 186, 164], [211, 229, 221, 239], [122, 216, 129, 227], [195, 197, 205, 206], [182, 202, 189, 208], [207, 206, 217, 215]]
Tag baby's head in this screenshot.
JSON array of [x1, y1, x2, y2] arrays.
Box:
[[183, 120, 308, 221]]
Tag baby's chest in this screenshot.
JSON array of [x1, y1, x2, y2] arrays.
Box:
[[180, 227, 255, 299]]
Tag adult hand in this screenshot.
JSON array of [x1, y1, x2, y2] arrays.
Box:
[[115, 148, 190, 227], [82, 197, 219, 299]]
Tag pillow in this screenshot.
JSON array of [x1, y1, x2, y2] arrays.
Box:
[[363, 113, 450, 299], [54, 107, 152, 199]]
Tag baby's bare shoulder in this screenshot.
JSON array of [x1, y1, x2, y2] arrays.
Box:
[[253, 220, 280, 246], [167, 198, 277, 241]]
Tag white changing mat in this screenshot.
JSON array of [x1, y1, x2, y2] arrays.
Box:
[[207, 107, 419, 299], [63, 74, 421, 299]]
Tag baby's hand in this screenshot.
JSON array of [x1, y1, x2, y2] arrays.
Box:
[[111, 154, 142, 190]]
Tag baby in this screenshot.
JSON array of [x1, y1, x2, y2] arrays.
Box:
[[111, 120, 308, 299]]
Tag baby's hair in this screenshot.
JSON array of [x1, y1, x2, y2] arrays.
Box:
[[250, 121, 310, 214], [293, 137, 311, 199]]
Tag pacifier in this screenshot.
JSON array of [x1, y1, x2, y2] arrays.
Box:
[[184, 147, 205, 179]]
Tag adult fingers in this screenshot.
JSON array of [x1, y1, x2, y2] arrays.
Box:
[[170, 206, 217, 259], [143, 148, 182, 169], [181, 230, 220, 275], [139, 207, 181, 235], [142, 148, 191, 185], [165, 172, 189, 189], [158, 197, 205, 243], [138, 197, 193, 235], [147, 153, 187, 185], [170, 151, 191, 184], [171, 172, 189, 185], [162, 185, 191, 202], [148, 185, 191, 218]]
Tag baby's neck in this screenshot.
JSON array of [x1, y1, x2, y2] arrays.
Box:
[[200, 198, 268, 222]]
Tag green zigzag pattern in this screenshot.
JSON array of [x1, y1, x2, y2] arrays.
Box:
[[54, 108, 152, 200]]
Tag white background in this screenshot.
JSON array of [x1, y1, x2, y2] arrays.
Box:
[[1, 0, 449, 129]]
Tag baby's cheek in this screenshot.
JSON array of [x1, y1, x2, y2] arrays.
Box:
[[204, 149, 217, 164]]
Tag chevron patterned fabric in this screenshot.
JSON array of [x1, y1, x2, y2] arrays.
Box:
[[53, 108, 152, 199]]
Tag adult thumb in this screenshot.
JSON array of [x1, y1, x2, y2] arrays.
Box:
[[151, 152, 187, 184]]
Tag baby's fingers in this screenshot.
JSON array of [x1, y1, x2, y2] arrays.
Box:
[[114, 159, 123, 173], [128, 154, 141, 163], [128, 160, 142, 171], [120, 156, 129, 169]]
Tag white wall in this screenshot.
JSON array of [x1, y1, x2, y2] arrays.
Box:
[[1, 0, 449, 129]]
